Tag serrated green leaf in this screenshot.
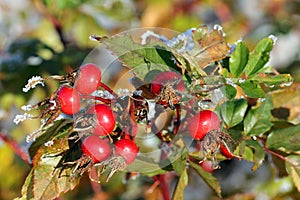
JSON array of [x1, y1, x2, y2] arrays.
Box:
[[245, 37, 274, 77], [172, 168, 188, 200], [250, 73, 293, 86], [266, 124, 300, 151], [245, 140, 266, 171], [285, 155, 300, 192], [229, 41, 249, 77], [219, 99, 248, 128], [238, 80, 265, 98], [18, 139, 80, 200], [101, 34, 177, 77], [244, 95, 273, 136], [28, 119, 73, 160], [190, 161, 221, 197]]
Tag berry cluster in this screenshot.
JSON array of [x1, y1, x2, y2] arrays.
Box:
[[17, 62, 238, 180]]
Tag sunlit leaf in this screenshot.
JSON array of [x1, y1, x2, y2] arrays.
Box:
[[229, 41, 249, 77], [219, 99, 248, 128], [190, 161, 221, 197], [245, 37, 274, 77], [172, 168, 188, 200], [286, 155, 300, 192], [245, 140, 266, 171], [18, 140, 80, 200], [244, 95, 273, 136], [266, 124, 300, 151]]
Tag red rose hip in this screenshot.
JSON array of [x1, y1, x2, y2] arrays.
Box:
[[88, 104, 116, 136], [56, 85, 81, 115], [188, 110, 220, 140], [81, 135, 111, 163], [115, 139, 139, 164], [75, 63, 102, 95]]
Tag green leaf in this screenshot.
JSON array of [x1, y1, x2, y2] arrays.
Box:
[[250, 73, 293, 87], [244, 95, 273, 136], [221, 85, 237, 100], [229, 41, 249, 77], [245, 37, 274, 77], [219, 99, 248, 128], [190, 161, 221, 197], [172, 168, 188, 200], [286, 155, 300, 192], [266, 124, 300, 151], [245, 140, 266, 171], [100, 34, 176, 78], [28, 119, 73, 160], [126, 156, 168, 177], [238, 80, 265, 98], [18, 141, 80, 200]]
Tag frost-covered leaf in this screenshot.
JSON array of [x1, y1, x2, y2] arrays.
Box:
[[190, 161, 221, 197]]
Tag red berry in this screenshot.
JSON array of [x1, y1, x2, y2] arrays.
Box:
[[75, 63, 102, 95], [220, 144, 234, 158], [88, 104, 116, 136], [115, 139, 139, 164], [151, 71, 184, 95], [199, 160, 215, 173], [56, 85, 81, 115], [188, 110, 220, 140], [81, 136, 111, 163]]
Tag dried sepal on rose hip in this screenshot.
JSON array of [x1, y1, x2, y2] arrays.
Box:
[[151, 71, 185, 108], [188, 110, 220, 140]]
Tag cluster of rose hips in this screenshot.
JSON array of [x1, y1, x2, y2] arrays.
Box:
[[20, 62, 238, 179]]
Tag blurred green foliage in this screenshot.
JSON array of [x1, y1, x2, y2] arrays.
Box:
[[0, 0, 299, 200]]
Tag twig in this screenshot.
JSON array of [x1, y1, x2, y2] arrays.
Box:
[[0, 132, 29, 164]]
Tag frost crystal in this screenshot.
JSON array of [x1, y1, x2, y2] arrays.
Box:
[[13, 113, 34, 124], [21, 104, 33, 111], [49, 100, 57, 110], [44, 140, 54, 147], [23, 76, 44, 93], [213, 24, 226, 37], [268, 35, 277, 45]]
